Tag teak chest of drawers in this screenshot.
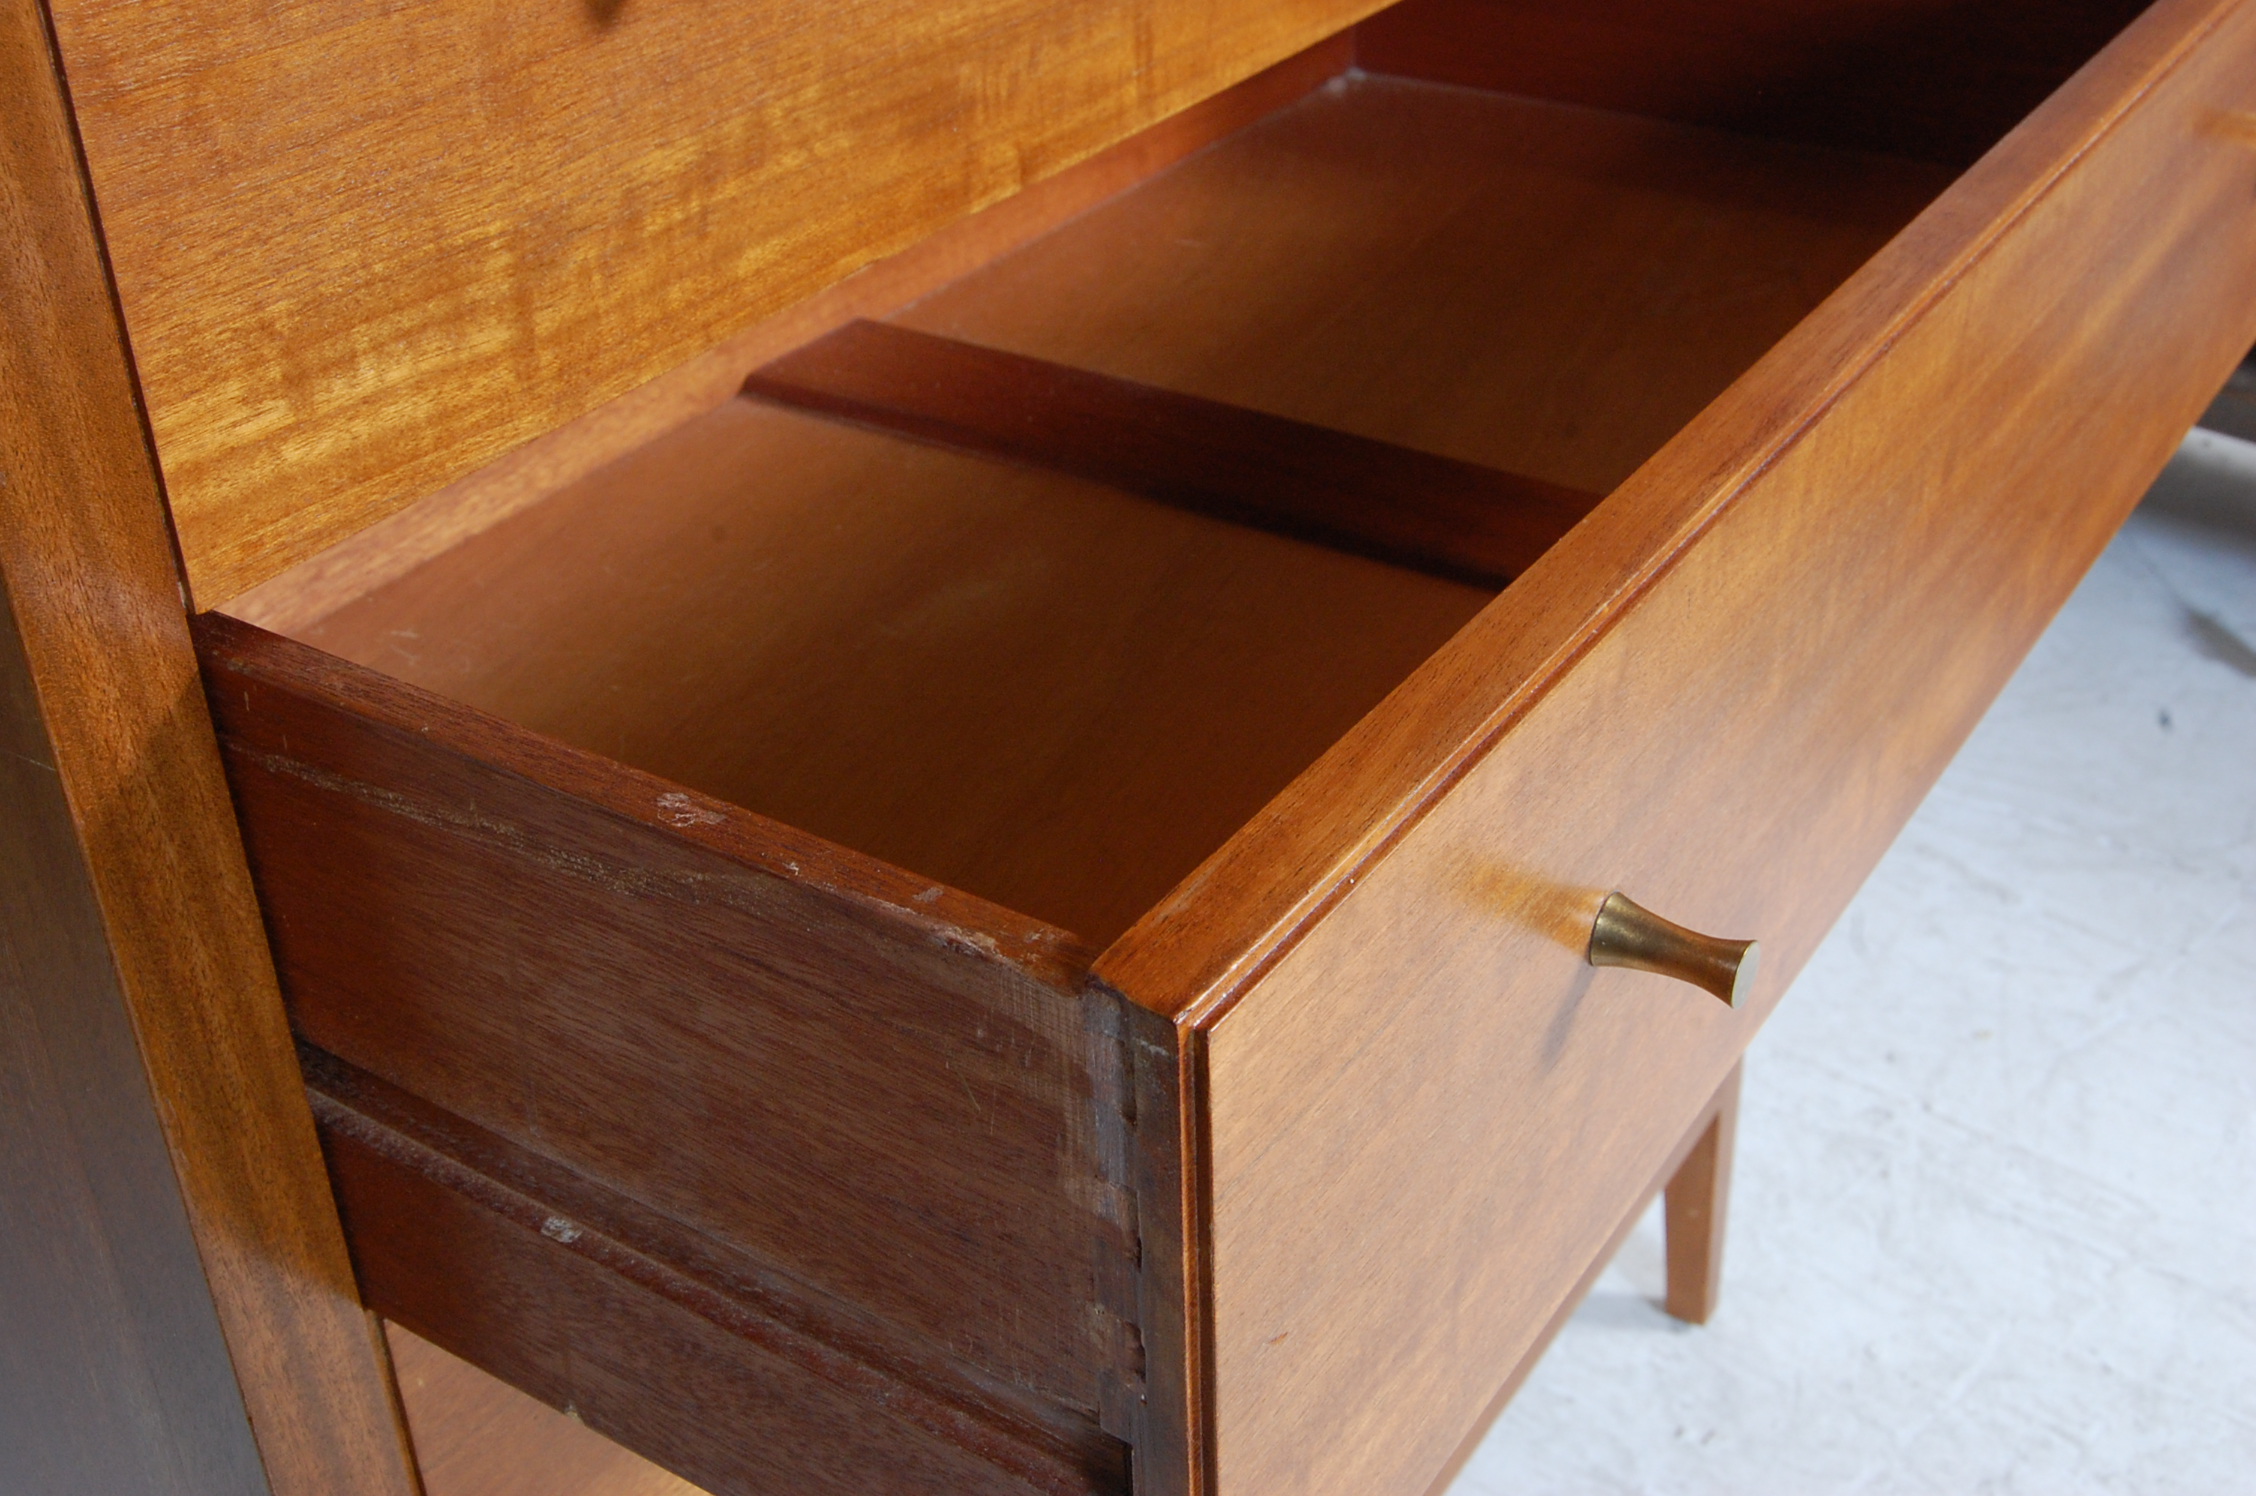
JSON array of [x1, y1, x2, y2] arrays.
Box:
[[4, 1, 2254, 1493]]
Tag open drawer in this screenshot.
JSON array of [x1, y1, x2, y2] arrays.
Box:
[[184, 2, 2256, 1493]]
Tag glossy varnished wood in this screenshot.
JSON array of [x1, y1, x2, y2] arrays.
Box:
[[1144, 5, 2256, 1493], [373, 1055, 1745, 1496], [220, 37, 1352, 635], [0, 4, 417, 1491], [745, 319, 1599, 587], [1412, 1066, 1751, 1496], [1094, 0, 2256, 1027], [231, 76, 1933, 948], [44, 0, 1387, 603]]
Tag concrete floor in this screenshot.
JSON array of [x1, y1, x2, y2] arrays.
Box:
[[1448, 429, 2256, 1494]]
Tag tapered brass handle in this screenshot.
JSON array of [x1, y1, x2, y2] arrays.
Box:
[[1587, 892, 1758, 1007]]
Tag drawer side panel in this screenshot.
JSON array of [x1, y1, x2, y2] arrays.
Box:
[[194, 615, 1134, 1428]]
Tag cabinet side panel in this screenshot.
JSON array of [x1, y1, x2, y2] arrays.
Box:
[[0, 580, 267, 1496], [0, 3, 420, 1492]]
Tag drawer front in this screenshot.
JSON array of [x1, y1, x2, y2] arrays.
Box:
[[1200, 3, 2256, 1492]]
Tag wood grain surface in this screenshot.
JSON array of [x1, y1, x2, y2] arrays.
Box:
[[220, 35, 1352, 633], [267, 401, 1486, 945], [311, 1050, 1129, 1496], [1356, 0, 2152, 166], [371, 1043, 1736, 1496], [196, 612, 1132, 1424], [745, 319, 1599, 587], [45, 0, 1387, 604], [0, 4, 419, 1492], [898, 74, 1950, 498], [1173, 4, 2256, 1492]]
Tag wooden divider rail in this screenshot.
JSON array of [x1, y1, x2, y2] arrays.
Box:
[[741, 320, 1604, 588]]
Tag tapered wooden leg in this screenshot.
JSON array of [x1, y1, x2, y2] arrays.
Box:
[[1664, 1062, 1741, 1325]]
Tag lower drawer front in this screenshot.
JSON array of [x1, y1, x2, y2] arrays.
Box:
[[1201, 4, 2256, 1493]]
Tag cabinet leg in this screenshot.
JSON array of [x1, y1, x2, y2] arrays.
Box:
[[1664, 1062, 1741, 1325]]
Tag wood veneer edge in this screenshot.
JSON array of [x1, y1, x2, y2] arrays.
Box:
[[1187, 1019, 1218, 1496], [1094, 992, 1210, 1496]]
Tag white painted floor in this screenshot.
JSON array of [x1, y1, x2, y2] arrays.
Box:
[[1449, 429, 2256, 1494]]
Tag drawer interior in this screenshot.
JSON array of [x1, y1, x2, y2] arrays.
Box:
[[230, 66, 1951, 947]]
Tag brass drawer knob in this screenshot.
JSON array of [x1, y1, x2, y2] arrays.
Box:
[[1587, 892, 1758, 1007]]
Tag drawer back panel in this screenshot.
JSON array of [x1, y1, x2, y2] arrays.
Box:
[[47, 0, 1390, 605]]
